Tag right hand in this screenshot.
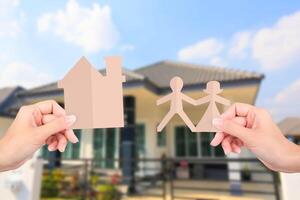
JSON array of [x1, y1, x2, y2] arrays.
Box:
[[211, 103, 300, 172]]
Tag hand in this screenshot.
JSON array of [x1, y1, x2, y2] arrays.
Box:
[[211, 103, 300, 172], [0, 100, 77, 171]]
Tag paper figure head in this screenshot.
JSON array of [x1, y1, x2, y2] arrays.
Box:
[[170, 76, 183, 92], [204, 81, 223, 94]]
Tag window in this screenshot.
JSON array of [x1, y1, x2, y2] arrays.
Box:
[[106, 128, 116, 168], [93, 128, 118, 168], [62, 130, 81, 159], [199, 132, 224, 157], [135, 124, 145, 156], [157, 129, 166, 147], [175, 127, 224, 157], [175, 127, 197, 157], [93, 129, 104, 167], [41, 146, 50, 159], [200, 133, 212, 156]]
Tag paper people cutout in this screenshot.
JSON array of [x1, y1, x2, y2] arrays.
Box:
[[195, 81, 230, 132], [157, 77, 230, 132], [58, 56, 126, 129], [157, 77, 197, 132]]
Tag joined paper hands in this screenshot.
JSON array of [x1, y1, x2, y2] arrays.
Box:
[[157, 76, 230, 132]]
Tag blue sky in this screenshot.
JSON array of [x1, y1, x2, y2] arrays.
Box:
[[0, 0, 300, 120]]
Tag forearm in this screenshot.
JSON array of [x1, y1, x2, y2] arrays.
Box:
[[282, 140, 300, 173], [0, 138, 9, 171]]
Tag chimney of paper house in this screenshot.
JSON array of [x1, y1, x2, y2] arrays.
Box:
[[105, 56, 125, 82]]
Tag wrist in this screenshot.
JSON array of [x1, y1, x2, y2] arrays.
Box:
[[283, 140, 300, 172]]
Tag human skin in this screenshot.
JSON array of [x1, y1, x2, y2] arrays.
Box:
[[211, 103, 300, 173], [0, 100, 77, 172]]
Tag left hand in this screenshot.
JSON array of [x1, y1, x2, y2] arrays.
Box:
[[0, 100, 77, 171]]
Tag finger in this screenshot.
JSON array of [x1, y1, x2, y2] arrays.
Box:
[[231, 140, 242, 154], [210, 117, 246, 147], [56, 133, 67, 152], [233, 116, 247, 127], [46, 135, 55, 145], [65, 129, 79, 143], [222, 136, 233, 155], [34, 100, 66, 116], [42, 115, 78, 143], [213, 118, 252, 143], [36, 115, 76, 141], [221, 103, 256, 120], [48, 139, 58, 151], [235, 138, 244, 147], [210, 132, 225, 146], [42, 114, 56, 124]]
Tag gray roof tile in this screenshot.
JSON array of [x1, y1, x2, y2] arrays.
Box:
[[135, 60, 263, 88], [17, 60, 264, 96]]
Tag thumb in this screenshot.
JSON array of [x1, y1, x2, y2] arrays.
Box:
[[36, 115, 76, 139], [213, 118, 252, 142]]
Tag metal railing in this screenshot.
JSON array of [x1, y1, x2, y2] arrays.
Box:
[[40, 157, 280, 200], [168, 158, 280, 200]]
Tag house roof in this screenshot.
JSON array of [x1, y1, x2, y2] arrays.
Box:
[[135, 60, 264, 88], [0, 87, 17, 104], [17, 60, 264, 97], [17, 69, 145, 96], [278, 117, 300, 136], [0, 86, 24, 117]]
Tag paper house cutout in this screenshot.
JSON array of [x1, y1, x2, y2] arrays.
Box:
[[58, 56, 126, 129]]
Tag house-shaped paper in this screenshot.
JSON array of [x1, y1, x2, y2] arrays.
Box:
[[58, 56, 126, 129]]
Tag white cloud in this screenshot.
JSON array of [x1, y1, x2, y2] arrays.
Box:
[[263, 78, 300, 121], [252, 11, 300, 70], [37, 0, 119, 53], [229, 31, 252, 58], [0, 0, 22, 38], [178, 38, 224, 62], [0, 62, 52, 88], [209, 57, 227, 66], [177, 10, 300, 71]]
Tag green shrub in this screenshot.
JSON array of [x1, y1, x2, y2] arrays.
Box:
[[41, 169, 65, 198], [96, 184, 120, 200]]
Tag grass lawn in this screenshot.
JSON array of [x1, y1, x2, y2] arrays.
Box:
[[41, 198, 79, 200]]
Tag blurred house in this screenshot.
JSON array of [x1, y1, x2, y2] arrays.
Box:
[[0, 86, 24, 135], [0, 60, 264, 179], [278, 117, 300, 144]]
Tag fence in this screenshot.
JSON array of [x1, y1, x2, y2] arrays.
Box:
[[40, 157, 280, 200]]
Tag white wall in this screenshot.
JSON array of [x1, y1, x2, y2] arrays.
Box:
[[280, 173, 300, 200], [0, 152, 43, 200]]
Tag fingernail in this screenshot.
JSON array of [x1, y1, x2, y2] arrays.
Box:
[[210, 140, 217, 147], [224, 149, 229, 155], [59, 144, 66, 152], [65, 115, 76, 127], [48, 145, 55, 151], [212, 118, 223, 129], [71, 135, 79, 143], [210, 138, 217, 146], [66, 129, 79, 143]]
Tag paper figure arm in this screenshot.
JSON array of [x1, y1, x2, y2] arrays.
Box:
[[215, 95, 231, 106], [195, 95, 210, 105], [157, 94, 172, 106], [182, 94, 197, 106]]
